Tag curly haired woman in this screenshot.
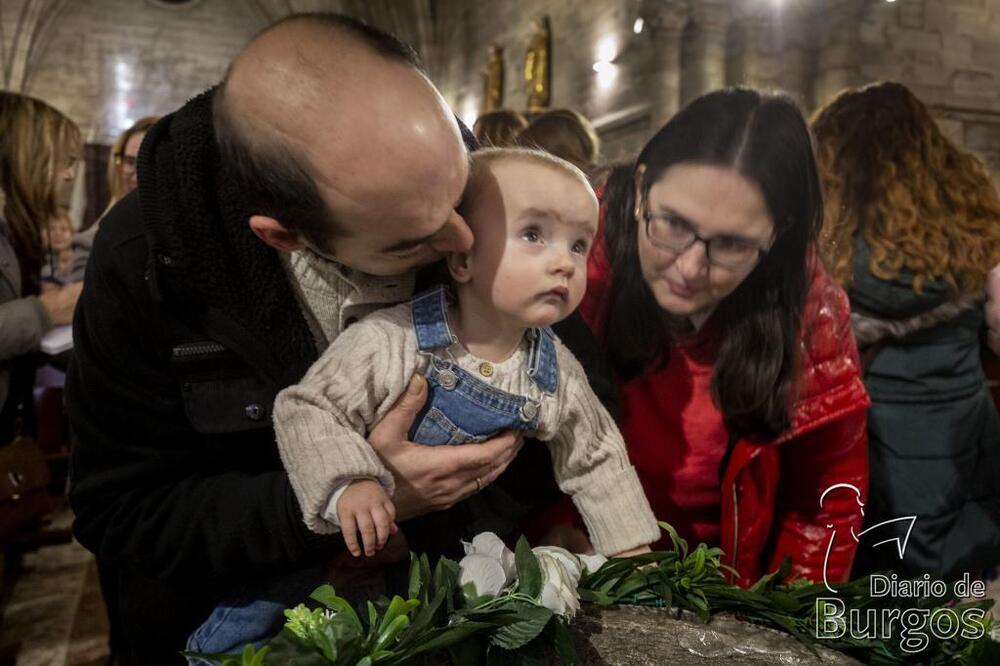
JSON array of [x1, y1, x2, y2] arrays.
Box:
[[812, 81, 1000, 581]]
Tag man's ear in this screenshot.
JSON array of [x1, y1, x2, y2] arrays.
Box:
[[249, 215, 306, 252], [447, 251, 473, 284]]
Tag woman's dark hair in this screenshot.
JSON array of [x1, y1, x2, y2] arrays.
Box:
[[602, 88, 822, 441]]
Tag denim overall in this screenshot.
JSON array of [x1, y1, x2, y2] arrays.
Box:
[[407, 285, 559, 446]]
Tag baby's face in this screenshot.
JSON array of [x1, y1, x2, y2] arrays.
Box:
[[462, 160, 598, 328]]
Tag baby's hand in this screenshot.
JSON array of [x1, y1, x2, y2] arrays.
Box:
[[338, 479, 398, 557]]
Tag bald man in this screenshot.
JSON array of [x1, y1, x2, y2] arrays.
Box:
[[66, 14, 612, 664]]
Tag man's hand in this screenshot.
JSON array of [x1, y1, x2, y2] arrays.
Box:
[[987, 264, 1000, 355], [338, 479, 397, 557], [369, 375, 524, 522]]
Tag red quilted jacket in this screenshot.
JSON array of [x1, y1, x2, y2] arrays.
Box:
[[581, 235, 871, 587]]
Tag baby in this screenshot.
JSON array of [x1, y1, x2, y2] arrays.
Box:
[[275, 148, 658, 559]]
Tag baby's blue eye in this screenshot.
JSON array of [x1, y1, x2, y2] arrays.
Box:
[[572, 240, 589, 254], [522, 229, 541, 243]]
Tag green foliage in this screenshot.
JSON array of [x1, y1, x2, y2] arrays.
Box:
[[195, 524, 998, 666], [514, 536, 542, 598]]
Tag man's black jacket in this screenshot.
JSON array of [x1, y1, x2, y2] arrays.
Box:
[[66, 90, 615, 664]]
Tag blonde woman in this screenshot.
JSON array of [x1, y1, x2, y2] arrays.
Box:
[[0, 92, 82, 440], [74, 116, 160, 257], [812, 81, 1000, 581], [107, 116, 159, 207]]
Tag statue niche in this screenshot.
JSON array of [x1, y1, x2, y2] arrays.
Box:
[[524, 16, 551, 112]]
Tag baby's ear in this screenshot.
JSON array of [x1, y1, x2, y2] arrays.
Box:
[[447, 251, 472, 284]]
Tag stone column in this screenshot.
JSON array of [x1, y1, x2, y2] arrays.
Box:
[[732, 5, 779, 90], [778, 3, 818, 110], [640, 0, 689, 130], [813, 0, 866, 108], [1, 0, 67, 92], [680, 0, 731, 107]]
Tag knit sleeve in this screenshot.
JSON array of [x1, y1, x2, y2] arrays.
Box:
[[542, 344, 660, 555], [273, 306, 415, 534]]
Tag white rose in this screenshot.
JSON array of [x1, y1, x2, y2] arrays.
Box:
[[462, 532, 516, 581], [533, 546, 582, 618], [459, 553, 509, 597], [578, 553, 607, 574], [458, 532, 516, 597]]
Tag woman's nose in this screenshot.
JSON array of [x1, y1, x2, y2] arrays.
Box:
[[674, 239, 709, 279]]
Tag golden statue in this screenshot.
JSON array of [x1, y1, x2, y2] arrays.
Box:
[[482, 45, 504, 113], [524, 16, 551, 112]]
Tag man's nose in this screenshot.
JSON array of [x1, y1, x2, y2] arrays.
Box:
[[428, 212, 473, 254]]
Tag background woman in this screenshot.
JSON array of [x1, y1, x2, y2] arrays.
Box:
[[516, 108, 600, 180], [74, 115, 160, 260], [542, 88, 870, 587], [812, 81, 1000, 581], [0, 92, 82, 442], [472, 109, 527, 148]]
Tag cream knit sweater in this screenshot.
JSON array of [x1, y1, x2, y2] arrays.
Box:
[[273, 300, 659, 556]]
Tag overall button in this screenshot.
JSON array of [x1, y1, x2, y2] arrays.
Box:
[[438, 370, 458, 390], [245, 403, 265, 421], [519, 401, 538, 422], [478, 362, 494, 378]]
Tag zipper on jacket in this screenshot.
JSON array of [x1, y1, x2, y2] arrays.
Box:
[[171, 341, 227, 359]]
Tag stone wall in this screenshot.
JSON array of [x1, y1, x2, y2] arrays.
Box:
[[6, 0, 266, 144], [854, 0, 1000, 175], [4, 0, 999, 166], [430, 0, 1000, 171]]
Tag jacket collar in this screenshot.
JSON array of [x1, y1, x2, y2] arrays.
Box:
[[136, 88, 318, 387]]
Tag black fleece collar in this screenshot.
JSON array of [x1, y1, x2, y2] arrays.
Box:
[[136, 88, 318, 388]]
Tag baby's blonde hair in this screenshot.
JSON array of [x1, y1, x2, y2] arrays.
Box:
[[459, 147, 595, 217]]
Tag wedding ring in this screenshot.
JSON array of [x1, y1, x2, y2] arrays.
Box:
[[475, 477, 483, 492]]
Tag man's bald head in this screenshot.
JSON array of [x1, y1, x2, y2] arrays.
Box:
[[215, 13, 472, 275]]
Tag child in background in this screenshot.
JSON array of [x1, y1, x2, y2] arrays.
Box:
[[40, 212, 76, 289], [275, 147, 658, 560]]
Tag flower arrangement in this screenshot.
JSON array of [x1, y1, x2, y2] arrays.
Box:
[[187, 523, 1000, 665]]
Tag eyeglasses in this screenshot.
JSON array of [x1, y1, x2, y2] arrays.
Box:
[[114, 154, 138, 171], [641, 205, 769, 269]]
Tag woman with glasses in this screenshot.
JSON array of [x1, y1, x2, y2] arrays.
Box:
[[107, 116, 159, 208], [73, 116, 160, 269], [540, 88, 870, 588]]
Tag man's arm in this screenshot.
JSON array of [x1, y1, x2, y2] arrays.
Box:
[[67, 222, 341, 583]]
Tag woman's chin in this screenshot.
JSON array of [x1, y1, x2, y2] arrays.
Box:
[[654, 289, 702, 317]]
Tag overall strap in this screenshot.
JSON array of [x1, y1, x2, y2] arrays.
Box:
[[525, 326, 559, 394], [411, 285, 455, 351]]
